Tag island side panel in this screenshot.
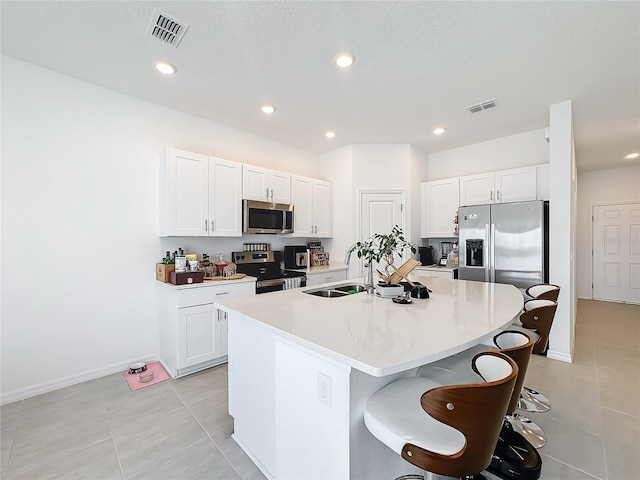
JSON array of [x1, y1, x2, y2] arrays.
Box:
[[275, 338, 351, 479], [349, 367, 424, 479], [228, 311, 277, 478]]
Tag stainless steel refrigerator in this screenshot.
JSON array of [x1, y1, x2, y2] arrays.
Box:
[[458, 200, 548, 290]]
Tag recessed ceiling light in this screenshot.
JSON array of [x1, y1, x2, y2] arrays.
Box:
[[155, 61, 177, 75], [624, 152, 639, 159], [335, 53, 355, 68], [325, 130, 336, 138], [261, 105, 276, 114], [433, 127, 446, 135]]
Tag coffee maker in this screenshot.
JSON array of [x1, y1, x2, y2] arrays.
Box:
[[418, 246, 436, 266], [284, 245, 308, 269]]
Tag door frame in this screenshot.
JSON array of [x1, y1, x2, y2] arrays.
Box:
[[589, 200, 640, 301]]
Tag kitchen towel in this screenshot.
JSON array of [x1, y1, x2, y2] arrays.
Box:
[[283, 277, 302, 290], [123, 361, 170, 391]]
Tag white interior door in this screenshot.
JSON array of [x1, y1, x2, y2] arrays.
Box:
[[359, 191, 405, 280], [592, 203, 640, 304]]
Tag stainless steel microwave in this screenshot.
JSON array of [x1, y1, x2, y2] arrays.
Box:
[[243, 200, 294, 234]]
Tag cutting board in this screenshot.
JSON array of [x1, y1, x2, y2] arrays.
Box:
[[204, 274, 246, 281]]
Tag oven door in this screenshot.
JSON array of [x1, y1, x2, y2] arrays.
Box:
[[256, 278, 285, 294]]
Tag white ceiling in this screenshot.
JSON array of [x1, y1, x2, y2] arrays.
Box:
[[1, 1, 638, 172]]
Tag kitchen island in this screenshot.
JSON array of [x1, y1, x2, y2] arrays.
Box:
[[215, 276, 523, 480]]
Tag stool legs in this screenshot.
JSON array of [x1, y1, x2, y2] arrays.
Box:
[[517, 386, 551, 413], [506, 413, 546, 448]]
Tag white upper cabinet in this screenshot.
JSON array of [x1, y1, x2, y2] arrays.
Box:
[[208, 157, 243, 236], [421, 178, 460, 238], [459, 166, 537, 206], [291, 175, 332, 238], [495, 166, 537, 203], [242, 165, 291, 204], [312, 179, 332, 237], [160, 148, 242, 237], [459, 172, 494, 206], [536, 163, 550, 200]]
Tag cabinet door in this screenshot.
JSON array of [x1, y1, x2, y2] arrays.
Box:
[[177, 303, 216, 368], [306, 269, 348, 286], [495, 166, 537, 203], [269, 170, 291, 204], [312, 180, 332, 237], [421, 178, 460, 238], [161, 148, 208, 236], [243, 165, 269, 201], [291, 175, 313, 236], [216, 309, 229, 358], [536, 164, 550, 200], [459, 172, 495, 206], [209, 157, 242, 237]]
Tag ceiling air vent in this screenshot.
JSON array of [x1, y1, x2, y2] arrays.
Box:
[[465, 98, 496, 113], [147, 9, 189, 47]]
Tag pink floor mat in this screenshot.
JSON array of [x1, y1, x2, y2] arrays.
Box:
[[123, 361, 170, 391]]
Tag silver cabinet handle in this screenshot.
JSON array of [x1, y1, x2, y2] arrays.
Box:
[[325, 276, 333, 280], [211, 220, 214, 232], [204, 220, 208, 231], [265, 188, 269, 199], [215, 291, 230, 296], [490, 190, 493, 201], [497, 189, 501, 201], [270, 188, 274, 200]]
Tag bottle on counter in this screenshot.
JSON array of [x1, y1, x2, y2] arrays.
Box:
[[175, 248, 187, 273]]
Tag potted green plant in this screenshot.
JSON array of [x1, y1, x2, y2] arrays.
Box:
[[345, 225, 417, 287]]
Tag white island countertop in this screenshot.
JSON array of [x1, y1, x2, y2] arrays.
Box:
[[216, 275, 523, 377]]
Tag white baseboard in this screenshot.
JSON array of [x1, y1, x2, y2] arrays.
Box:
[[0, 353, 159, 406], [546, 349, 572, 363]]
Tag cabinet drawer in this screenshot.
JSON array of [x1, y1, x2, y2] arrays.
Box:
[[177, 282, 255, 307]]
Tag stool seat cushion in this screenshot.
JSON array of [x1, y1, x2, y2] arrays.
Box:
[[524, 299, 555, 311], [507, 324, 541, 343], [365, 377, 469, 457]]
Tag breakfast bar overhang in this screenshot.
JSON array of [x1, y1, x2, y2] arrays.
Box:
[[215, 276, 524, 480]]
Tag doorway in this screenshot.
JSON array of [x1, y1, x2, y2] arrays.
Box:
[[592, 202, 640, 304], [358, 190, 406, 278]]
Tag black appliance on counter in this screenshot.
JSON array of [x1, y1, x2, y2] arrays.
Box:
[[232, 251, 307, 294], [418, 246, 436, 266], [283, 245, 308, 269]]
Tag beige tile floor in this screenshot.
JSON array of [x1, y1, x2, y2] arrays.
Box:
[[1, 299, 638, 479]]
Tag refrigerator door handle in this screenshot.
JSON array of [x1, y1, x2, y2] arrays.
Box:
[[484, 224, 491, 282], [490, 223, 496, 283]]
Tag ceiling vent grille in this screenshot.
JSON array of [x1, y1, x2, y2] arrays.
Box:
[[147, 9, 188, 47], [465, 99, 496, 113]]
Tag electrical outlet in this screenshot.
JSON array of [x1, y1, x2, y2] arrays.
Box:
[[317, 372, 332, 407]]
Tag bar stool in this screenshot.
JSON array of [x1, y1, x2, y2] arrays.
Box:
[[364, 352, 518, 479], [525, 283, 560, 302], [417, 331, 546, 448]]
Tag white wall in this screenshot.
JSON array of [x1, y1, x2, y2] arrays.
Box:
[[319, 145, 354, 271], [0, 56, 320, 403], [428, 128, 549, 180], [576, 165, 640, 298]]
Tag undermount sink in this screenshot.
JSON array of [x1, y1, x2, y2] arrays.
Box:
[[303, 283, 367, 298]]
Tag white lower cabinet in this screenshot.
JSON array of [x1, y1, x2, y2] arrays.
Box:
[[157, 280, 255, 378], [413, 267, 457, 279], [305, 269, 348, 286]]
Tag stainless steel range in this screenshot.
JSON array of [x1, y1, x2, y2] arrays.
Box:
[[232, 251, 307, 294]]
